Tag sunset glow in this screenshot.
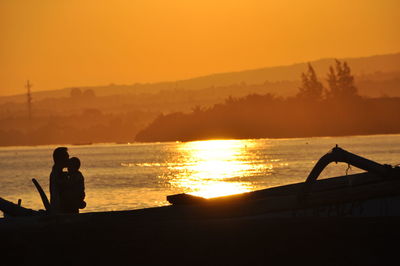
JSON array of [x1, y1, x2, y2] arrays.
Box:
[[170, 140, 255, 198], [1, 0, 400, 261], [1, 0, 399, 95]]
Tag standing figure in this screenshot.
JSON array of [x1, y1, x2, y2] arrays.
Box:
[[49, 147, 69, 213], [65, 157, 86, 213]]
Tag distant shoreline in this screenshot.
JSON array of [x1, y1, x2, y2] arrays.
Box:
[[1, 132, 399, 149], [134, 132, 400, 143]]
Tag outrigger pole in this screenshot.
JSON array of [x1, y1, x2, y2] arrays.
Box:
[[300, 145, 396, 199]]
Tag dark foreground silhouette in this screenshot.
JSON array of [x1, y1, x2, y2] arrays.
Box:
[[1, 215, 399, 265]]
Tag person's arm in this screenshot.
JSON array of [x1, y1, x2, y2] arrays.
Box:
[[78, 172, 85, 201], [77, 172, 86, 209]]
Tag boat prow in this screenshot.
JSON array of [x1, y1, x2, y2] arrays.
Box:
[[167, 146, 400, 217]]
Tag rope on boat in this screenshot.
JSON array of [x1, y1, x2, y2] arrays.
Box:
[[345, 164, 352, 176]]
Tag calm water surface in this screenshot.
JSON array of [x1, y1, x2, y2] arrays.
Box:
[[0, 134, 399, 214]]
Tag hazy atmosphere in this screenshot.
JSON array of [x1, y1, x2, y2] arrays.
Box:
[[1, 0, 399, 95], [2, 1, 400, 264]]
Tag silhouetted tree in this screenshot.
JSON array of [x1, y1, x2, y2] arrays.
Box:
[[83, 89, 96, 98], [225, 96, 237, 104], [326, 60, 358, 99], [70, 88, 82, 98], [191, 105, 204, 114], [297, 63, 324, 101]]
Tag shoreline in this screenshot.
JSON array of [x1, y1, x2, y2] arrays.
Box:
[[0, 132, 399, 149]]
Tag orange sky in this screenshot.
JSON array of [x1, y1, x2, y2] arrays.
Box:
[[1, 0, 399, 96]]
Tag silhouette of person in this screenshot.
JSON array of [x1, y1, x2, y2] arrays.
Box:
[[64, 157, 86, 213], [49, 147, 69, 213]]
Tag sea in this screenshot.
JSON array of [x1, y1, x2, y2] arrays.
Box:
[[1, 134, 399, 216]]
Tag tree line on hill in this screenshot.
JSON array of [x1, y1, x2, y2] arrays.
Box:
[[0, 109, 156, 146], [0, 59, 399, 146], [135, 60, 400, 142]]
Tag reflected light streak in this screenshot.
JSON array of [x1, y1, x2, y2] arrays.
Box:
[[170, 139, 258, 198]]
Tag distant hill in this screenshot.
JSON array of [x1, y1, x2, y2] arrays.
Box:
[[1, 52, 399, 103], [172, 52, 400, 89]]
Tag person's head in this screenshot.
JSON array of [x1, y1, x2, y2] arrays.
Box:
[[53, 147, 69, 166], [68, 157, 81, 172]]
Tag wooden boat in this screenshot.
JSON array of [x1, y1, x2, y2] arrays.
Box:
[[166, 145, 400, 217], [1, 145, 399, 219]]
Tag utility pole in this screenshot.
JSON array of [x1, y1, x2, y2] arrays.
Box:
[[26, 80, 32, 120]]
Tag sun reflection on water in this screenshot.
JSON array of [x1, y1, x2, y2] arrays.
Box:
[[169, 139, 259, 198]]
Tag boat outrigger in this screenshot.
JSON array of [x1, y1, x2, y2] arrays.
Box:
[[1, 145, 399, 219]]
